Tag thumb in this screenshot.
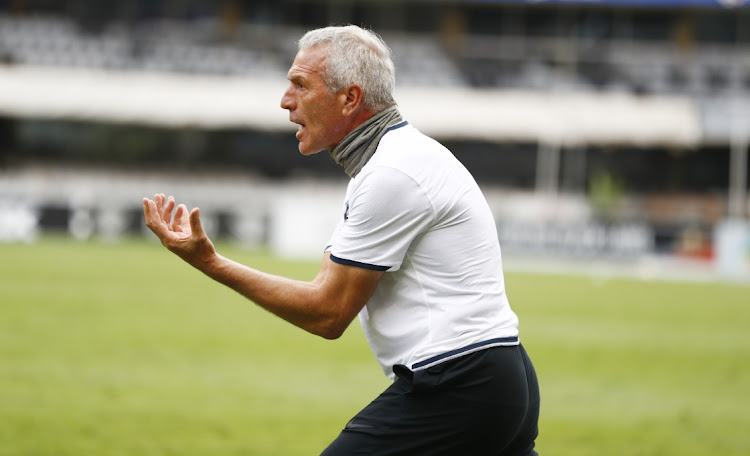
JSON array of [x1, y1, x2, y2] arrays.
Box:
[[189, 207, 205, 236]]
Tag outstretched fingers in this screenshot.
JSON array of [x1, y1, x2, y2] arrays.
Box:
[[161, 195, 176, 224], [143, 197, 166, 234], [189, 207, 205, 238], [173, 204, 190, 233], [143, 196, 216, 268], [143, 197, 156, 227], [154, 194, 165, 215]]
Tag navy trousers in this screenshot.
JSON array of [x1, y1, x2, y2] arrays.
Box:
[[320, 344, 540, 456]]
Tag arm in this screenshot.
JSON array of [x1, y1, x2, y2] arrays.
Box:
[[143, 194, 383, 339]]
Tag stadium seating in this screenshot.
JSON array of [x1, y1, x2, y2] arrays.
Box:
[[0, 4, 747, 267], [2, 13, 749, 97]]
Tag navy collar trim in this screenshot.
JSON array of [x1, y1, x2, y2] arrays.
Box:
[[385, 120, 409, 133]]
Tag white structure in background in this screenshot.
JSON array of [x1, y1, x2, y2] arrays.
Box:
[[0, 199, 38, 242], [0, 65, 746, 281], [268, 185, 343, 260], [0, 66, 702, 147], [715, 219, 750, 280]]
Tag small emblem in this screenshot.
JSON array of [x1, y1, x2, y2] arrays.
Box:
[[345, 418, 373, 430], [344, 201, 350, 221]]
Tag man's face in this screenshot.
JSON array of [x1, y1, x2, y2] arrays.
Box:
[[280, 46, 349, 155]]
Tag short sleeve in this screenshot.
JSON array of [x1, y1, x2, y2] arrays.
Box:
[[329, 166, 434, 271], [324, 218, 343, 253]]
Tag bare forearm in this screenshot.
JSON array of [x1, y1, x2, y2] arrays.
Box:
[[200, 253, 346, 339], [143, 195, 375, 339]]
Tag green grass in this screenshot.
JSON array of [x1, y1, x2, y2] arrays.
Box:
[[1, 237, 748, 455]]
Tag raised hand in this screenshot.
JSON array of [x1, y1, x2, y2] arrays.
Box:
[[142, 194, 217, 269]]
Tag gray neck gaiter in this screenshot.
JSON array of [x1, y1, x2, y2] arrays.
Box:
[[329, 106, 403, 178]]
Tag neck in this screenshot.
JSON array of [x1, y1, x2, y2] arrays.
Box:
[[329, 106, 403, 178]]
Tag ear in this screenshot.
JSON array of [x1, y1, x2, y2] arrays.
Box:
[[339, 84, 365, 116]]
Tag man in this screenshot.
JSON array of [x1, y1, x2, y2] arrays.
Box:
[[143, 25, 539, 455]]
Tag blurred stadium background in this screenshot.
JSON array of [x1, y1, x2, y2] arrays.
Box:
[[0, 0, 749, 282], [1, 3, 749, 455]]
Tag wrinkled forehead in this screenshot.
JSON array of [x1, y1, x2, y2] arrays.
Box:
[[287, 46, 328, 80]]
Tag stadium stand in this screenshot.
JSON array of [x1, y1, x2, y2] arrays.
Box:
[[1, 7, 748, 95], [0, 0, 748, 279]]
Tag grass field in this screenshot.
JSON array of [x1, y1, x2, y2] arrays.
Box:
[[1, 237, 748, 455]]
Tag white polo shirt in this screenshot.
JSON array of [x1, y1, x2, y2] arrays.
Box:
[[327, 122, 519, 379]]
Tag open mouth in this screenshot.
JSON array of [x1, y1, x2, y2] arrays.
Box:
[[294, 121, 306, 139]]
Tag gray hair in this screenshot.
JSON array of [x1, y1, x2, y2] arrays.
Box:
[[298, 25, 396, 112]]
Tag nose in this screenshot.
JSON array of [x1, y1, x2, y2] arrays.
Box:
[[280, 84, 294, 111]]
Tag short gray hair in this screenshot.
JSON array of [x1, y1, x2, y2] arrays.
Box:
[[298, 25, 396, 112]]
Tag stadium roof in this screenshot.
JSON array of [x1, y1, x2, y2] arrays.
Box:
[[443, 0, 750, 8], [0, 65, 702, 147]]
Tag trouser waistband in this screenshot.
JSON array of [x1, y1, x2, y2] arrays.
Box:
[[410, 336, 520, 371]]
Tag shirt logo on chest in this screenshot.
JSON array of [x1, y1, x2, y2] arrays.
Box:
[[344, 201, 350, 221]]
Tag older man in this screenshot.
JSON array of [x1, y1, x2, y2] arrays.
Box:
[[143, 25, 539, 455]]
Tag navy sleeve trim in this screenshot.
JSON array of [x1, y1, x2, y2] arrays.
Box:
[[330, 254, 391, 271]]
